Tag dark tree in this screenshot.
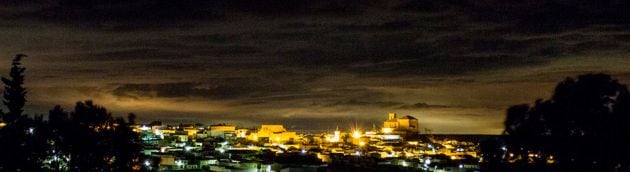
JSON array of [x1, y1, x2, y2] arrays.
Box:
[[1, 54, 27, 123], [495, 73, 630, 171], [128, 113, 137, 125], [51, 100, 144, 171], [0, 54, 49, 171], [0, 54, 145, 171]]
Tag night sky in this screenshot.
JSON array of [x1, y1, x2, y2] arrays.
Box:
[[2, 0, 630, 134]]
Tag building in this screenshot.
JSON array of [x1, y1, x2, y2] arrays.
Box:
[[383, 113, 419, 134], [209, 124, 236, 138], [249, 125, 297, 144]]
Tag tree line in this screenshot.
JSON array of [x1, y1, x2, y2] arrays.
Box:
[[0, 54, 149, 171], [481, 73, 630, 171]]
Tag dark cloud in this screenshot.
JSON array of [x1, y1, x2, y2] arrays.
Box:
[[3, 0, 630, 134], [67, 48, 193, 61], [316, 100, 404, 108], [397, 102, 451, 109], [112, 82, 257, 100], [111, 75, 315, 100]]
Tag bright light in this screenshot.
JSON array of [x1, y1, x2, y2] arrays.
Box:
[[352, 130, 361, 138], [402, 160, 407, 167], [266, 165, 271, 172], [501, 146, 507, 151], [459, 164, 464, 168], [424, 159, 431, 165], [301, 149, 307, 154], [218, 148, 225, 153], [382, 127, 393, 133], [359, 141, 366, 146], [355, 151, 360, 156], [140, 125, 150, 131], [275, 137, 280, 142], [27, 127, 35, 134], [144, 160, 151, 167]]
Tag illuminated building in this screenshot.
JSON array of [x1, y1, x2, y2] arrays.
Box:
[[325, 126, 341, 142], [383, 112, 419, 134], [334, 127, 340, 142], [149, 121, 164, 134], [236, 129, 248, 138], [249, 125, 297, 144], [183, 128, 199, 139], [209, 124, 236, 138]]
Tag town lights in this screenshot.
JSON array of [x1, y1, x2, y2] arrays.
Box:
[[175, 160, 183, 166], [382, 127, 393, 133], [352, 130, 361, 138]]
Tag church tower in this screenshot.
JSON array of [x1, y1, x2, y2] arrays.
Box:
[[388, 112, 397, 120]]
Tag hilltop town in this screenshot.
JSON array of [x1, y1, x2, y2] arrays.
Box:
[[133, 113, 480, 171]]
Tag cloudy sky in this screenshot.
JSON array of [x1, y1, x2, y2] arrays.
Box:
[[1, 0, 630, 134]]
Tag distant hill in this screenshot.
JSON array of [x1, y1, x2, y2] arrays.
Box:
[[421, 134, 500, 143]]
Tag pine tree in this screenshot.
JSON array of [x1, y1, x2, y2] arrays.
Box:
[[1, 54, 27, 123]]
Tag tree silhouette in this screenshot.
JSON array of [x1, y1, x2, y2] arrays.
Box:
[[495, 73, 630, 171], [47, 101, 144, 171], [1, 54, 27, 123], [0, 54, 48, 171], [0, 55, 146, 171]]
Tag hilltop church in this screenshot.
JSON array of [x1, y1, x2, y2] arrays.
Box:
[[383, 112, 419, 135]]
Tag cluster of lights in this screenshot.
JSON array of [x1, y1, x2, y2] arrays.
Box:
[[140, 125, 150, 131], [352, 130, 361, 139], [382, 127, 393, 134], [175, 160, 184, 166]]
